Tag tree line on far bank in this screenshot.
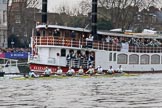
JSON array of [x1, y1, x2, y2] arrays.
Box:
[[7, 0, 162, 48]]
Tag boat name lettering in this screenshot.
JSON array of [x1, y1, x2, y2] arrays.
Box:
[[33, 66, 44, 70]]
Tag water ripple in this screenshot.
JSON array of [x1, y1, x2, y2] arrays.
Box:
[[0, 74, 162, 108]]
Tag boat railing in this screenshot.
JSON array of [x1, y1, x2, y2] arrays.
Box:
[[33, 36, 162, 53], [66, 58, 91, 69], [0, 58, 20, 74]]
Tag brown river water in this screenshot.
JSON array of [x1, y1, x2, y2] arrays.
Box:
[[0, 74, 162, 108]]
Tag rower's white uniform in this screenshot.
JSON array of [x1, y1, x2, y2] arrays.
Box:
[[29, 71, 39, 78], [86, 68, 94, 74], [96, 66, 103, 74], [107, 66, 114, 74], [66, 68, 75, 76], [78, 68, 84, 75], [44, 67, 51, 75], [116, 65, 123, 73], [56, 69, 63, 75], [117, 67, 123, 73]]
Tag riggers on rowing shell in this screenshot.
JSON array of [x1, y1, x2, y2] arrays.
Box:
[[27, 70, 126, 78]]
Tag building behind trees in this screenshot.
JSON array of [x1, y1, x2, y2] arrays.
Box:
[[7, 0, 162, 48], [0, 0, 7, 48]]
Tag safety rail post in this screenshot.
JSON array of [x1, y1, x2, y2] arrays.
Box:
[[40, 37, 42, 45], [62, 38, 65, 46], [134, 46, 136, 53], [139, 46, 141, 53], [112, 44, 114, 51], [145, 47, 147, 53], [35, 36, 37, 45], [115, 44, 118, 51], [79, 40, 81, 48], [106, 43, 108, 51], [41, 36, 42, 45], [47, 36, 48, 45], [71, 39, 73, 47], [98, 42, 99, 50], [148, 47, 150, 53], [53, 37, 54, 45], [154, 47, 156, 53], [142, 46, 146, 53], [73, 40, 75, 47], [107, 43, 109, 51], [103, 42, 104, 50]]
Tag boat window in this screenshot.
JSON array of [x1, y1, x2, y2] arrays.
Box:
[[151, 55, 160, 64], [117, 54, 127, 64], [129, 54, 139, 64], [113, 53, 116, 61], [109, 53, 112, 61], [61, 49, 66, 57], [140, 55, 149, 64]]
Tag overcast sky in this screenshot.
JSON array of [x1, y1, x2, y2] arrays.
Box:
[[47, 0, 83, 12]]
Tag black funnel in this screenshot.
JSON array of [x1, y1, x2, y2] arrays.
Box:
[[42, 0, 47, 24], [92, 0, 98, 40]]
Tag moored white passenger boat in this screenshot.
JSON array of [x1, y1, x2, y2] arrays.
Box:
[[29, 0, 162, 74], [29, 24, 162, 74]]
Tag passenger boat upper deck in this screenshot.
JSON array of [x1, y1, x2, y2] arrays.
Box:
[[32, 24, 162, 54]]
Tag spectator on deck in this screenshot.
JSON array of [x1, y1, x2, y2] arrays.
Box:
[[106, 36, 111, 43], [53, 29, 60, 37], [71, 31, 76, 40]]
